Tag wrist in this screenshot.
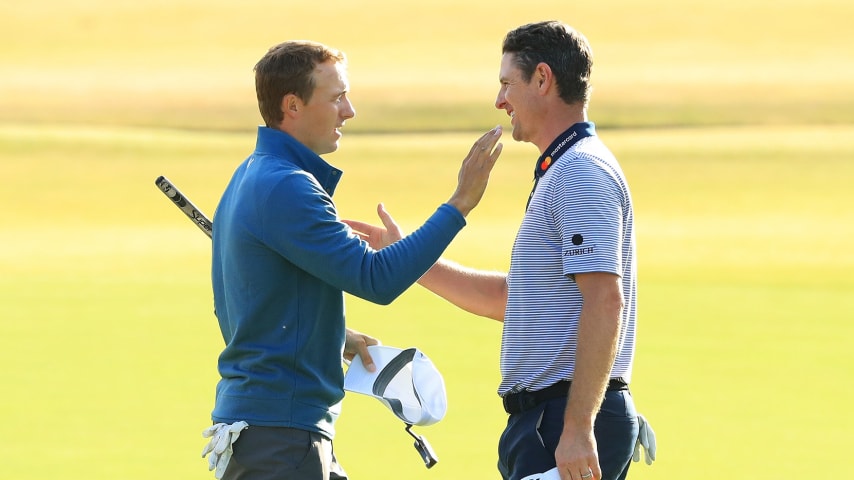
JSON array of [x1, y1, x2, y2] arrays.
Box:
[[564, 415, 595, 432], [563, 402, 596, 431], [446, 198, 472, 217]]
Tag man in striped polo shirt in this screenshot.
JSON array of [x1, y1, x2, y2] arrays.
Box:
[[346, 21, 647, 480]]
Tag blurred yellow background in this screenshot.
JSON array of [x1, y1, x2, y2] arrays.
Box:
[[3, 0, 852, 130]]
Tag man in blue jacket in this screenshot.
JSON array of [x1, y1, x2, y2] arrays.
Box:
[[206, 40, 503, 480]]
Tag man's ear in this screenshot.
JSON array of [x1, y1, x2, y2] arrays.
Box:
[[534, 62, 553, 93], [281, 93, 301, 119]]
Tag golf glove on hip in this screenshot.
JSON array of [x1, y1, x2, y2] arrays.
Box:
[[632, 414, 656, 465], [201, 421, 249, 479]]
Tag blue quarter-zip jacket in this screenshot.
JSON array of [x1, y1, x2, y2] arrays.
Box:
[[210, 127, 465, 438]]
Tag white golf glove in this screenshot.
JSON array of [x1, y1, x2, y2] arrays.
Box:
[[632, 414, 656, 465], [201, 421, 249, 479]]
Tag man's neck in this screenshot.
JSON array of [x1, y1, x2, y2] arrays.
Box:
[[533, 105, 587, 155]]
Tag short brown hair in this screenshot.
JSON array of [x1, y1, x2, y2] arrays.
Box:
[[502, 21, 593, 106], [254, 41, 347, 127]]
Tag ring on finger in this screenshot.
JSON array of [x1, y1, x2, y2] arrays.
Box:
[[580, 471, 593, 479]]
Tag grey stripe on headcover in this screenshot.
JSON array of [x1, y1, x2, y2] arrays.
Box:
[[372, 347, 417, 423]]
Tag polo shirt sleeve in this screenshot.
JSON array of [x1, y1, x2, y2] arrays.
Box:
[[550, 155, 625, 279], [260, 171, 465, 304]]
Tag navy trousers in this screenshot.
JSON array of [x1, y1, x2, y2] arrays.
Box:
[[498, 389, 639, 480]]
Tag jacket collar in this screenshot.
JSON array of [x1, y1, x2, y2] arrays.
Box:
[[254, 126, 343, 196]]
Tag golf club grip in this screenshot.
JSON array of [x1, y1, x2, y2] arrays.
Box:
[[154, 175, 213, 238]]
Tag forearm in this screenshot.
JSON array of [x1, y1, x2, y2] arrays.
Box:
[[417, 258, 507, 321], [564, 304, 621, 430], [344, 204, 465, 305], [564, 273, 623, 430]]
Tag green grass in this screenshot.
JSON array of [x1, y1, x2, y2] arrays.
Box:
[[2, 124, 852, 479], [2, 0, 854, 479]]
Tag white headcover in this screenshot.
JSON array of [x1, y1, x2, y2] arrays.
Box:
[[520, 468, 561, 480], [344, 345, 447, 426]]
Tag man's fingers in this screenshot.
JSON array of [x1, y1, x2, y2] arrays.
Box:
[[462, 126, 502, 176], [357, 334, 380, 372], [489, 142, 504, 162], [346, 329, 380, 372], [478, 126, 502, 153], [342, 219, 369, 236], [482, 125, 503, 153], [348, 228, 370, 241], [376, 203, 399, 233], [359, 346, 376, 373], [466, 125, 503, 160]]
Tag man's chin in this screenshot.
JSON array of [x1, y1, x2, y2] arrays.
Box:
[[316, 140, 340, 156]]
